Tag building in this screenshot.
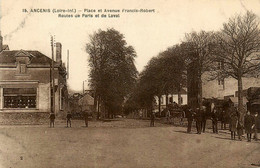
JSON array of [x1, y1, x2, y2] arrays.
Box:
[[68, 92, 94, 118], [78, 93, 94, 113], [0, 34, 68, 123], [154, 88, 187, 112], [202, 73, 260, 99], [187, 63, 260, 108]]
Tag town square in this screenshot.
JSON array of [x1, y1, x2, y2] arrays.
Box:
[[0, 0, 260, 167]]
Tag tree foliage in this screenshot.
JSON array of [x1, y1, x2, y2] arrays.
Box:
[[212, 11, 260, 124], [86, 28, 138, 118], [184, 31, 216, 108], [124, 45, 188, 115]]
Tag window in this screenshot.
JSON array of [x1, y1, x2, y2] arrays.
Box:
[[169, 97, 173, 103], [160, 97, 164, 104], [3, 88, 37, 108], [20, 64, 26, 73], [218, 78, 224, 85]]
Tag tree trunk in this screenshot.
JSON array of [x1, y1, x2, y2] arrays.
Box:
[[158, 95, 161, 116], [165, 94, 169, 108], [177, 87, 182, 105], [97, 96, 100, 120], [237, 75, 244, 126], [94, 93, 98, 120], [198, 74, 203, 108]]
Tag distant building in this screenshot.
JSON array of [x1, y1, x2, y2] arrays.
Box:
[[202, 73, 260, 99], [187, 62, 260, 108], [0, 33, 68, 121], [154, 88, 187, 112], [68, 93, 83, 114], [68, 92, 94, 118], [78, 93, 94, 113]]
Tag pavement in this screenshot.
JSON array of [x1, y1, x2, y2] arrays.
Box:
[[0, 118, 259, 168]]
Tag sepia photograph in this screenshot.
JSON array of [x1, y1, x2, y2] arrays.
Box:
[[0, 0, 260, 167]]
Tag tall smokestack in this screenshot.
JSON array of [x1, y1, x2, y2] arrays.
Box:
[[0, 31, 3, 52], [56, 42, 62, 64], [67, 50, 69, 79]]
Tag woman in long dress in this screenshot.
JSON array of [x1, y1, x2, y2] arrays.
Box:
[[244, 111, 255, 142], [230, 111, 238, 140]]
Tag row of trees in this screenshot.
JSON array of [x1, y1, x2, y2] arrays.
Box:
[[86, 11, 260, 125], [124, 11, 260, 124]]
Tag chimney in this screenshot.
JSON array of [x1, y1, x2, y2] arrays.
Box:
[[0, 31, 3, 52], [56, 42, 62, 64]]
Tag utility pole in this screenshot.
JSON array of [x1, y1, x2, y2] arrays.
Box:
[[51, 36, 55, 114]]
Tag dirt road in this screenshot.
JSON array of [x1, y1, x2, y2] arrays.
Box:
[[0, 119, 259, 168]]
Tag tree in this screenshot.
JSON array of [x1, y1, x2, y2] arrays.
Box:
[[125, 45, 188, 116], [184, 31, 216, 108], [86, 28, 138, 118], [213, 11, 260, 124]]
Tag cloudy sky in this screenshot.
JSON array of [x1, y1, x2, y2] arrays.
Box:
[[1, 0, 260, 92]]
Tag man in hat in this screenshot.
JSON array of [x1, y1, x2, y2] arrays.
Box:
[[195, 108, 202, 134], [186, 108, 194, 133], [84, 112, 89, 127], [201, 106, 207, 133], [49, 113, 55, 128], [150, 112, 155, 127], [212, 109, 218, 134], [66, 112, 72, 127]]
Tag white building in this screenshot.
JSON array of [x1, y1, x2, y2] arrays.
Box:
[[154, 88, 187, 112]]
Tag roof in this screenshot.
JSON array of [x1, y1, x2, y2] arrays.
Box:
[[0, 50, 56, 66], [229, 97, 248, 105], [78, 93, 94, 106], [170, 88, 187, 94], [2, 45, 9, 50]]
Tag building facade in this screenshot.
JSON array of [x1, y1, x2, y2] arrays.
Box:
[[202, 73, 260, 99], [154, 89, 187, 112], [0, 36, 68, 122]]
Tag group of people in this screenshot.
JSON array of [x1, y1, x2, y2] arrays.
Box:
[[185, 106, 258, 142], [229, 108, 258, 142], [49, 112, 89, 128], [185, 107, 214, 134]]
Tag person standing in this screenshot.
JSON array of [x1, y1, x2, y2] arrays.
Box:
[[201, 106, 207, 133], [166, 108, 171, 124], [150, 112, 155, 127], [84, 112, 89, 127], [195, 108, 202, 134], [253, 113, 258, 141], [244, 111, 255, 142], [49, 113, 55, 128], [229, 111, 238, 140], [212, 109, 218, 134], [186, 108, 193, 133], [66, 112, 72, 127]]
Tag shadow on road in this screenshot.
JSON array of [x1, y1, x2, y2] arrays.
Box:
[[173, 130, 198, 134]]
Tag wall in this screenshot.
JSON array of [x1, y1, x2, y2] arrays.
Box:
[[202, 73, 260, 99], [155, 94, 188, 110]]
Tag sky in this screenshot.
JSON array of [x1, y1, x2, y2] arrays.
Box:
[[1, 0, 260, 92]]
